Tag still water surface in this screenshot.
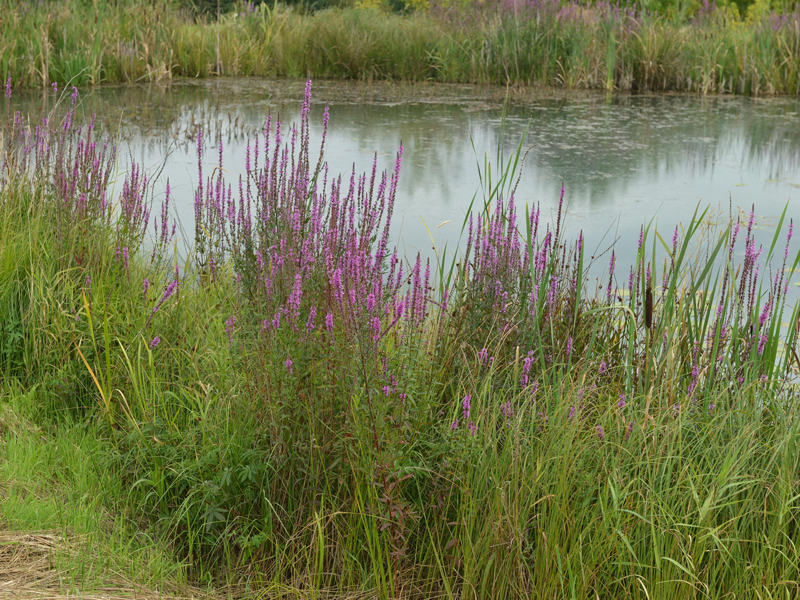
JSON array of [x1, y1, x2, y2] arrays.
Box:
[[12, 78, 800, 300]]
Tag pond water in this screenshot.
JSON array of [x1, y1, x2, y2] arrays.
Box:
[[11, 77, 800, 305]]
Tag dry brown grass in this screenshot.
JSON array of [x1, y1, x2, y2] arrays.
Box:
[[0, 530, 209, 600], [0, 529, 388, 600], [0, 531, 65, 595]]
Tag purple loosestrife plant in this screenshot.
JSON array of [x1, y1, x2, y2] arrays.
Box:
[[306, 306, 317, 333], [122, 247, 130, 277], [148, 280, 177, 324], [501, 400, 514, 424], [2, 96, 118, 267], [462, 394, 471, 421], [225, 316, 236, 344], [520, 356, 534, 387], [154, 179, 176, 256], [195, 80, 410, 357], [187, 81, 436, 471], [118, 160, 151, 243], [449, 191, 589, 390]]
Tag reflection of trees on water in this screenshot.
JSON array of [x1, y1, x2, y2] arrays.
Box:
[[476, 94, 800, 209], [11, 78, 800, 216]]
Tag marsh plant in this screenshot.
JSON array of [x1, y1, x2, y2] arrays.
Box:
[[4, 0, 800, 95], [3, 80, 800, 598]]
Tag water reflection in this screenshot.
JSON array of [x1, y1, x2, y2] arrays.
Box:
[[10, 78, 800, 301]]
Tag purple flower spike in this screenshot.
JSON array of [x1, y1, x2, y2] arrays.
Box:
[[148, 280, 177, 323], [285, 358, 293, 374], [501, 401, 514, 423], [4, 76, 11, 101], [371, 317, 381, 341], [305, 306, 317, 332], [225, 315, 236, 343], [478, 348, 489, 366], [462, 394, 472, 421], [625, 421, 635, 441], [758, 334, 767, 356], [520, 355, 534, 387], [759, 301, 772, 328], [150, 336, 161, 350], [617, 393, 626, 409]]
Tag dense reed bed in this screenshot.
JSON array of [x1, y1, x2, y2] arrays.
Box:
[[3, 0, 800, 95], [2, 81, 800, 598]]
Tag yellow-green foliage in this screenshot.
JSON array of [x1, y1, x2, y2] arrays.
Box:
[[2, 0, 800, 94]]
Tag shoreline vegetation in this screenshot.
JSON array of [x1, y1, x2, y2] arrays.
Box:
[[2, 0, 800, 95], [3, 80, 800, 597]]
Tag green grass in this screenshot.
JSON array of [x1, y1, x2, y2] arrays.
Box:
[[2, 83, 800, 599], [0, 382, 190, 593], [3, 0, 800, 95]]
